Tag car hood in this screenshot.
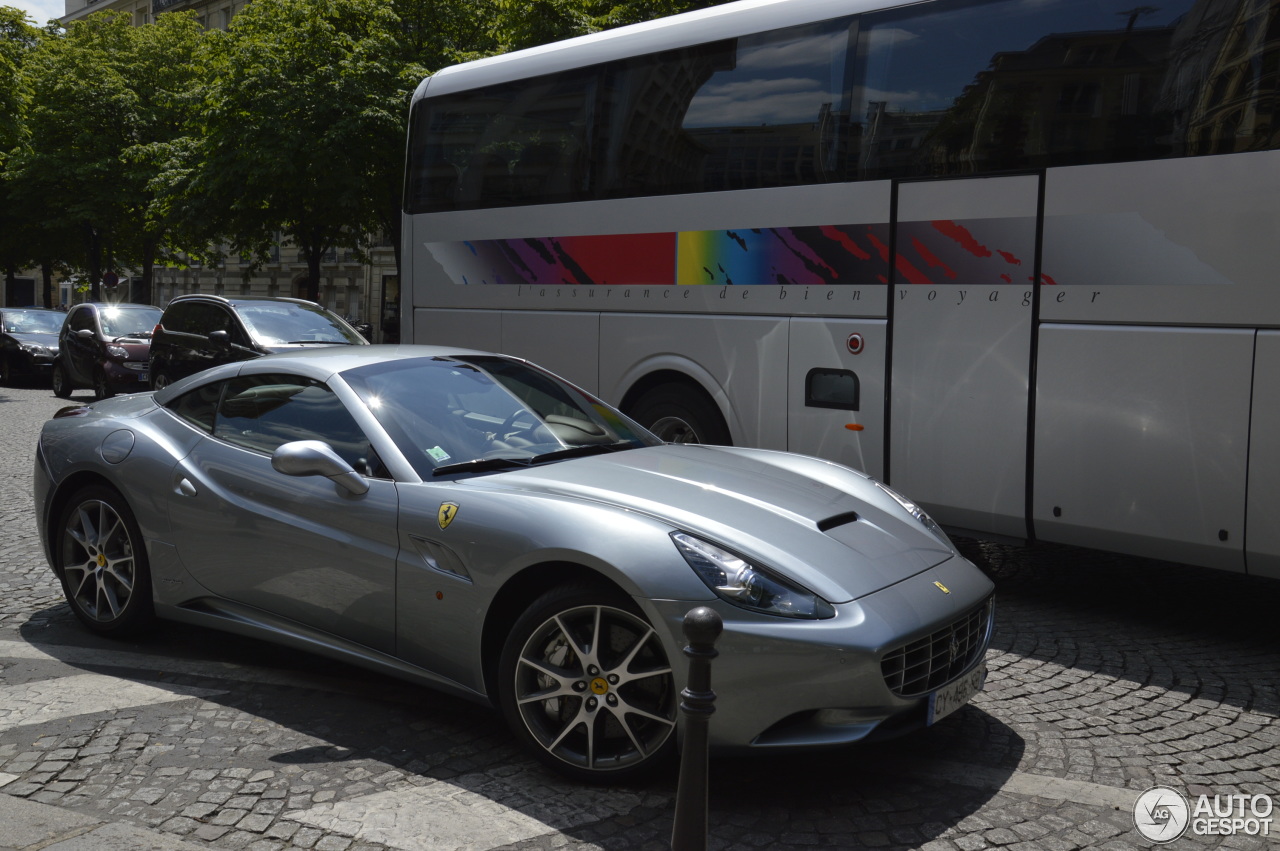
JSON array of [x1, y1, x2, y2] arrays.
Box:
[[461, 444, 957, 603], [9, 331, 59, 348]]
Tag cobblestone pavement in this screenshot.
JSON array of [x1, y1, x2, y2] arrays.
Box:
[[1, 379, 1278, 850]]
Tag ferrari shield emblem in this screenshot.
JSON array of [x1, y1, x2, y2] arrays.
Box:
[[934, 580, 951, 594], [438, 502, 459, 530]]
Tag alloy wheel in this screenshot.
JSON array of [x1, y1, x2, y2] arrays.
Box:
[[60, 496, 140, 626], [510, 602, 675, 776]]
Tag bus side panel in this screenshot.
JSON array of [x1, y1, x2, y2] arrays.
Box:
[[1247, 332, 1280, 580], [888, 176, 1039, 539], [1041, 151, 1280, 326], [599, 313, 789, 451], [1033, 325, 1251, 572], [786, 318, 887, 480], [501, 310, 602, 394], [411, 308, 502, 351]]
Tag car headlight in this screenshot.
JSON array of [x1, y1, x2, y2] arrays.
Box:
[[672, 531, 834, 619], [107, 345, 129, 359], [19, 342, 51, 357], [873, 481, 952, 546]]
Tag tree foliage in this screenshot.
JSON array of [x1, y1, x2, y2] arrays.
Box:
[[188, 0, 418, 301], [1, 0, 728, 305]]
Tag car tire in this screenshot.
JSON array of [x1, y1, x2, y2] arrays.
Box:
[[55, 484, 155, 637], [93, 368, 114, 400], [151, 371, 171, 391], [51, 361, 72, 398], [0, 356, 11, 386], [629, 383, 731, 445], [498, 584, 677, 783]]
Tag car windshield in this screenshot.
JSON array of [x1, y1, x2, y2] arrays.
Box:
[[342, 355, 661, 477], [234, 302, 363, 346], [3, 310, 63, 334], [99, 306, 162, 338]]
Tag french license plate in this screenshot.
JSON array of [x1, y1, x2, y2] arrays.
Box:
[[927, 662, 987, 725], [137, 372, 149, 382]]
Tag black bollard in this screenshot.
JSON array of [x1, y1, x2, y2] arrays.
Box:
[[671, 605, 723, 851]]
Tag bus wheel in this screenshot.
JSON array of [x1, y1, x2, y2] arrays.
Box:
[[629, 384, 730, 445]]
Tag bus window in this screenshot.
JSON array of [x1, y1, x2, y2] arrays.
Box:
[[407, 68, 596, 212], [852, 0, 1200, 178]]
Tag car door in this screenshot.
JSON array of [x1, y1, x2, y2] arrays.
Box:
[[61, 306, 97, 384], [164, 372, 399, 653]]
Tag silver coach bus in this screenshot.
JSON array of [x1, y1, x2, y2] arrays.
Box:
[[401, 0, 1280, 578]]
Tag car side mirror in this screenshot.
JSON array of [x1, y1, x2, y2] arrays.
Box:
[[76, 328, 95, 339], [271, 440, 369, 495], [208, 329, 230, 345]]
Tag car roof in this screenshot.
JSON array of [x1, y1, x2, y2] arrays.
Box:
[[76, 302, 161, 310], [167, 294, 323, 309], [151, 344, 502, 405]]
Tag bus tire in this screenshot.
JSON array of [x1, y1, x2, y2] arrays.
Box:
[[629, 383, 730, 445]]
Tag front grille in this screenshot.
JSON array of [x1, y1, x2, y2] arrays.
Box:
[[880, 596, 993, 697]]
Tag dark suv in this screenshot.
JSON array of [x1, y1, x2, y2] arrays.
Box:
[[53, 302, 163, 399], [149, 295, 368, 390]]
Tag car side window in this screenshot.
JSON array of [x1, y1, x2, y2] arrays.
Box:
[[68, 309, 94, 333], [168, 382, 222, 433], [213, 373, 386, 477]]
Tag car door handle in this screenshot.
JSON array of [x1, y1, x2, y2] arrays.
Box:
[[174, 477, 198, 497]]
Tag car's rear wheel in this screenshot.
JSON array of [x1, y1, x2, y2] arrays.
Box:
[[55, 485, 154, 636], [92, 368, 114, 400], [498, 585, 677, 782], [151, 371, 171, 391], [51, 362, 72, 398]]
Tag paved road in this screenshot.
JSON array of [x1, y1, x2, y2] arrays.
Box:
[[1, 379, 1277, 850]]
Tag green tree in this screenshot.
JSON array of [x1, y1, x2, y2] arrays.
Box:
[[190, 0, 411, 302], [114, 10, 209, 303], [490, 0, 726, 52], [7, 10, 208, 306]]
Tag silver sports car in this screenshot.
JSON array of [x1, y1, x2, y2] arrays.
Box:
[[33, 346, 994, 782]]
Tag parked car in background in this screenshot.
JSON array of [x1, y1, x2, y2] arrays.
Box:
[[148, 295, 368, 390], [33, 345, 994, 783], [53, 302, 163, 399], [0, 307, 64, 386]]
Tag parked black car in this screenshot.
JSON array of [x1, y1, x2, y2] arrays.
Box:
[[148, 295, 368, 390], [53, 302, 163, 399], [0, 307, 64, 386]]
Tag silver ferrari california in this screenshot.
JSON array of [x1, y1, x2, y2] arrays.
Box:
[[33, 346, 994, 782]]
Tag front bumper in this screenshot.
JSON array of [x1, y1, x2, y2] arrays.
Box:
[[103, 359, 150, 390], [645, 555, 995, 752]]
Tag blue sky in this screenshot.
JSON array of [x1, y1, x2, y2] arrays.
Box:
[[6, 0, 65, 25]]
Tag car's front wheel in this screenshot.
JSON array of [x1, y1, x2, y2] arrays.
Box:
[[55, 485, 154, 636], [92, 368, 114, 400], [51, 361, 72, 398], [498, 585, 677, 782], [151, 370, 171, 391]]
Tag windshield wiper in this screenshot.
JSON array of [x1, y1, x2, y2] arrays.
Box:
[[431, 456, 533, 477], [529, 443, 635, 464]]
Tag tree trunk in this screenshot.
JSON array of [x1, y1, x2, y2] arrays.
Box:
[[85, 223, 103, 301], [41, 260, 55, 308], [138, 234, 157, 305], [306, 250, 321, 303]]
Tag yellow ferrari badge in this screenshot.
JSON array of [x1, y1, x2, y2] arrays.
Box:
[[438, 502, 459, 530], [934, 580, 951, 594]]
